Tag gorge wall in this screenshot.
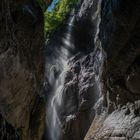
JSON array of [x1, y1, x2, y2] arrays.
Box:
[[45, 0, 140, 140], [0, 0, 140, 140], [0, 0, 50, 140], [85, 0, 140, 139]]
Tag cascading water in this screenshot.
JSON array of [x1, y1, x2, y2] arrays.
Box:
[[44, 1, 102, 139], [46, 10, 75, 140]]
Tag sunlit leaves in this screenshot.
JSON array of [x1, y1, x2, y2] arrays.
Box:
[[44, 0, 78, 35]]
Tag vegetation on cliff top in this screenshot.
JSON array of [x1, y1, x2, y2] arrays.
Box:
[[44, 0, 77, 35], [38, 0, 78, 36], [37, 0, 78, 35]]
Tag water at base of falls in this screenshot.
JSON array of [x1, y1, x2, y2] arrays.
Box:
[[46, 10, 75, 140]]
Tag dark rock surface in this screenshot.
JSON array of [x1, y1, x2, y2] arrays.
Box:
[[2, 0, 139, 139], [45, 0, 140, 140], [44, 0, 102, 139], [0, 0, 49, 140], [84, 0, 140, 139], [0, 114, 19, 140]]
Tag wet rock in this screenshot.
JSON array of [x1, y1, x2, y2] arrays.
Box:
[[125, 57, 140, 94], [45, 0, 140, 139], [0, 0, 50, 140], [85, 0, 140, 139], [85, 103, 140, 140], [0, 114, 20, 140], [45, 49, 102, 140]]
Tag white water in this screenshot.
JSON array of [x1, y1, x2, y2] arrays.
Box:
[[46, 12, 75, 140]]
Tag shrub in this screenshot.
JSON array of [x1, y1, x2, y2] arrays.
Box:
[[44, 0, 78, 35]]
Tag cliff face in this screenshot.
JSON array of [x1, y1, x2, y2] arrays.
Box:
[[0, 0, 49, 140], [45, 0, 140, 140], [44, 0, 103, 139], [84, 0, 140, 139], [1, 0, 140, 140]]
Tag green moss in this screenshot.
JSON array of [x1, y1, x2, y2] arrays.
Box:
[[44, 0, 78, 35]]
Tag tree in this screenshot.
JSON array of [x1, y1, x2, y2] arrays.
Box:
[[44, 0, 78, 35]]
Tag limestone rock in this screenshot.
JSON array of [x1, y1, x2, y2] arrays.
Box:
[[45, 0, 140, 139], [0, 0, 50, 140], [84, 0, 140, 139]]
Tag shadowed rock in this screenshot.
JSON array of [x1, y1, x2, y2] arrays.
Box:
[[0, 0, 50, 140], [85, 0, 140, 139], [45, 0, 140, 140]]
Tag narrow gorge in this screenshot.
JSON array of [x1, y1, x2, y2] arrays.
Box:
[[0, 0, 140, 140]]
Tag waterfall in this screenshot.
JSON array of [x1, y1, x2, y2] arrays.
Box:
[[46, 10, 75, 140]]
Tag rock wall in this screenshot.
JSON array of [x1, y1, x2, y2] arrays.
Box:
[[0, 0, 49, 140], [1, 0, 140, 139], [44, 0, 103, 139], [45, 0, 140, 139], [84, 0, 140, 139]]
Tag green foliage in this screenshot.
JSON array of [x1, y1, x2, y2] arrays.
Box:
[[44, 0, 78, 35]]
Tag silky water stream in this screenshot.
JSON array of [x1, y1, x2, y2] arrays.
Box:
[[46, 11, 76, 140]]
